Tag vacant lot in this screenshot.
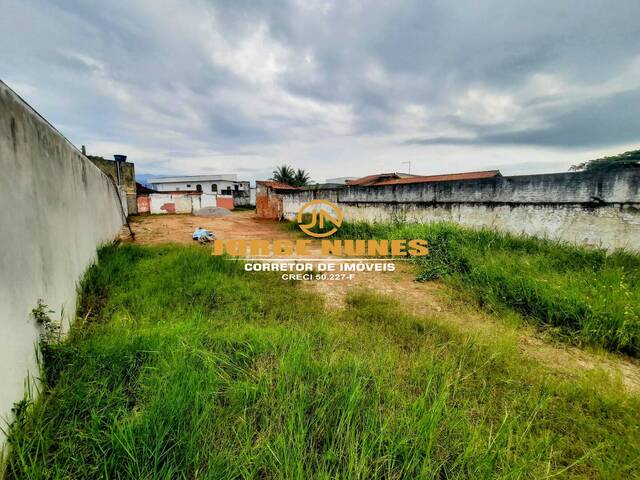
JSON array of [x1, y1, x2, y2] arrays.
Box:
[[7, 243, 640, 478], [7, 213, 640, 478], [125, 213, 640, 391]]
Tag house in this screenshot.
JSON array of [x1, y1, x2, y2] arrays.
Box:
[[148, 174, 252, 206], [148, 174, 248, 194], [346, 170, 502, 187]]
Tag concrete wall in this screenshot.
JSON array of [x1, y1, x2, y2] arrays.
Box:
[[277, 169, 640, 251], [149, 193, 197, 214], [0, 81, 124, 443], [192, 193, 218, 211], [88, 156, 137, 214], [146, 193, 233, 214], [233, 190, 252, 207]]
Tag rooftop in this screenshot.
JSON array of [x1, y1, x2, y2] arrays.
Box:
[[256, 180, 300, 190], [373, 170, 502, 186], [346, 172, 417, 186], [345, 170, 501, 187], [148, 174, 240, 183]]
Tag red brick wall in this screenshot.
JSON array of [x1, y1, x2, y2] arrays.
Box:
[[256, 194, 282, 219], [216, 196, 234, 210]]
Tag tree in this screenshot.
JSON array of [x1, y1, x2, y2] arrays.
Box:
[[570, 150, 640, 172], [271, 165, 295, 185], [293, 168, 311, 187], [271, 165, 311, 187]]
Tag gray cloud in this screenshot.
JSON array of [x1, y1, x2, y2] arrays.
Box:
[[407, 88, 640, 148], [1, 0, 640, 180]]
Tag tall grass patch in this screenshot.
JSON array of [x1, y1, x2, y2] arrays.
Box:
[[5, 244, 640, 478], [335, 221, 640, 355]]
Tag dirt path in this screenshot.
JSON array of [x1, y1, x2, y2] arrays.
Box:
[[312, 261, 640, 393], [124, 213, 640, 393]]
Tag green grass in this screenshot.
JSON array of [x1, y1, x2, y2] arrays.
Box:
[[5, 244, 640, 478], [332, 221, 640, 357]]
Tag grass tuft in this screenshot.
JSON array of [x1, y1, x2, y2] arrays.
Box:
[[5, 243, 640, 478], [335, 221, 640, 356]]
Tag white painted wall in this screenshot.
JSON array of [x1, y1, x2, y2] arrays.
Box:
[[148, 193, 228, 214], [192, 193, 217, 211], [278, 170, 640, 251], [0, 81, 124, 444]]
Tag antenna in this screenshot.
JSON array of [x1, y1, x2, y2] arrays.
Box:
[[401, 161, 411, 174]]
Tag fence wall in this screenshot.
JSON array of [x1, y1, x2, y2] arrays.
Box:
[[277, 169, 640, 251], [0, 81, 124, 444], [139, 193, 233, 214]]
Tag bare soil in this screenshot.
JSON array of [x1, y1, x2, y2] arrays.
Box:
[[123, 211, 286, 244], [123, 212, 640, 393]]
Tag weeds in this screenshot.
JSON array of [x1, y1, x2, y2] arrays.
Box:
[[31, 299, 59, 346], [5, 244, 640, 478], [334, 221, 640, 356]]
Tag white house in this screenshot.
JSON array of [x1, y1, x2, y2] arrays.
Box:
[[148, 174, 249, 195]]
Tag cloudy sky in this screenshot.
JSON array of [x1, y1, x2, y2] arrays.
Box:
[[2, 0, 640, 182]]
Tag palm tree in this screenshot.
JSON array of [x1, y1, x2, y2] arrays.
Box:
[[271, 165, 311, 186], [293, 169, 311, 187], [271, 165, 295, 185]]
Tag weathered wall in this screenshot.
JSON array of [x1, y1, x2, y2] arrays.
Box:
[[278, 169, 640, 251], [88, 156, 137, 214], [256, 191, 283, 219], [0, 81, 124, 444], [233, 190, 252, 207], [192, 193, 218, 211], [146, 193, 232, 214], [216, 195, 234, 210], [137, 195, 151, 214]]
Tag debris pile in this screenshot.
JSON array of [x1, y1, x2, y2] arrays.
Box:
[[192, 227, 215, 243]]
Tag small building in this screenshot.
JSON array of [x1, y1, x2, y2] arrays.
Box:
[[256, 180, 299, 219], [148, 174, 247, 194], [87, 153, 137, 215], [148, 174, 252, 207]]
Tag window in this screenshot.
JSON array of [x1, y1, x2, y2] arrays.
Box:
[[186, 184, 191, 188], [196, 184, 202, 192], [234, 184, 239, 191], [211, 184, 218, 193]]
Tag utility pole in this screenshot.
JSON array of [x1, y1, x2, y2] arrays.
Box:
[[401, 161, 411, 174]]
